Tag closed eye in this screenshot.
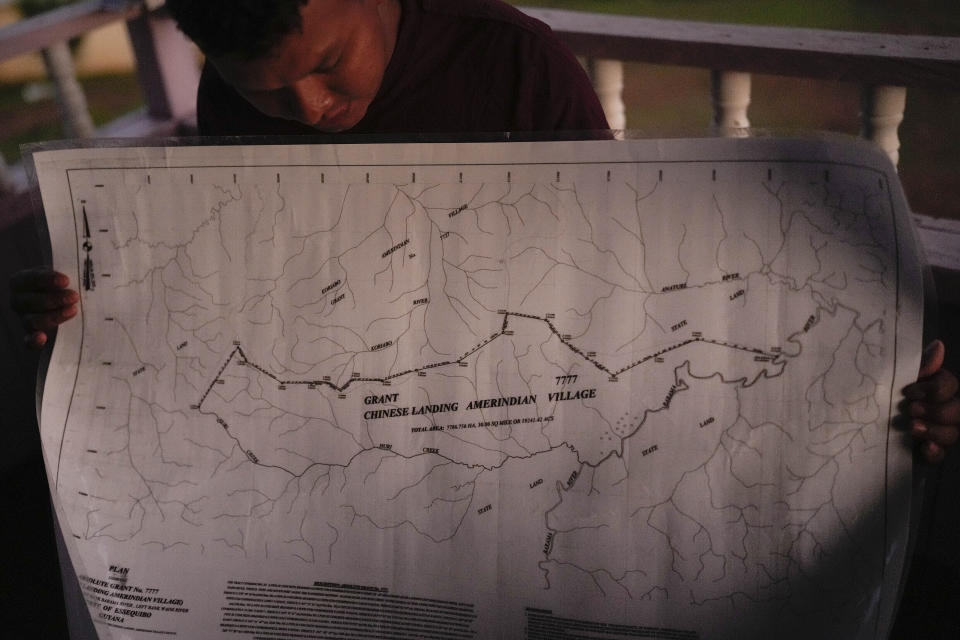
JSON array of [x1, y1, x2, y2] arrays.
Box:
[[312, 52, 341, 75]]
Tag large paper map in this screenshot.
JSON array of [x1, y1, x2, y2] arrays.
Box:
[[34, 138, 921, 639]]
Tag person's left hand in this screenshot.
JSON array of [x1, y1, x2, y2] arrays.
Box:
[[9, 268, 79, 349], [903, 340, 959, 464]]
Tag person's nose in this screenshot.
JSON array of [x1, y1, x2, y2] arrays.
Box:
[[288, 77, 334, 125]]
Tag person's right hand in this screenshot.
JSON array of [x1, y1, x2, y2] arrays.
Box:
[[9, 268, 79, 349]]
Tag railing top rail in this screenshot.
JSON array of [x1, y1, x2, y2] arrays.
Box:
[[522, 7, 960, 90], [2, 2, 959, 90], [0, 0, 147, 63]]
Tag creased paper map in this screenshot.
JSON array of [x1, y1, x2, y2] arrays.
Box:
[[34, 137, 921, 639]]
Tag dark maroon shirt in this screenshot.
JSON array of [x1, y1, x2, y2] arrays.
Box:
[[196, 0, 609, 136]]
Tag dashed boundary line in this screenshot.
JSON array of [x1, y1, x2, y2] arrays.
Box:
[[195, 312, 778, 408]]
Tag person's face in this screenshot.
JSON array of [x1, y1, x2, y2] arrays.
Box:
[[209, 0, 400, 132]]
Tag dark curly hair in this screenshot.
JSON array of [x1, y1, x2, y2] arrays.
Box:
[[164, 0, 311, 58]]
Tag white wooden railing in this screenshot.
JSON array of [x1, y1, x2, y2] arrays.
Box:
[[0, 1, 958, 298], [527, 8, 960, 163], [0, 0, 198, 142]]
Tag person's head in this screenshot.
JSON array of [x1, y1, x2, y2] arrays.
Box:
[[166, 0, 401, 132]]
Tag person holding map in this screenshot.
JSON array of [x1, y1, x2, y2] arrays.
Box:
[[7, 0, 959, 473], [182, 0, 610, 136], [5, 3, 960, 638]]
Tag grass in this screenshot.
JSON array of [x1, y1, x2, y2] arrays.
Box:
[[0, 73, 143, 164]]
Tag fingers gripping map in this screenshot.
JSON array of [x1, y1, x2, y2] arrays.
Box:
[[34, 138, 921, 639]]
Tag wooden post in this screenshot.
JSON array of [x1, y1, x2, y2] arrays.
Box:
[[861, 85, 907, 167], [711, 70, 751, 135], [41, 40, 95, 138], [125, 10, 199, 123], [586, 58, 626, 131], [0, 151, 10, 194]]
